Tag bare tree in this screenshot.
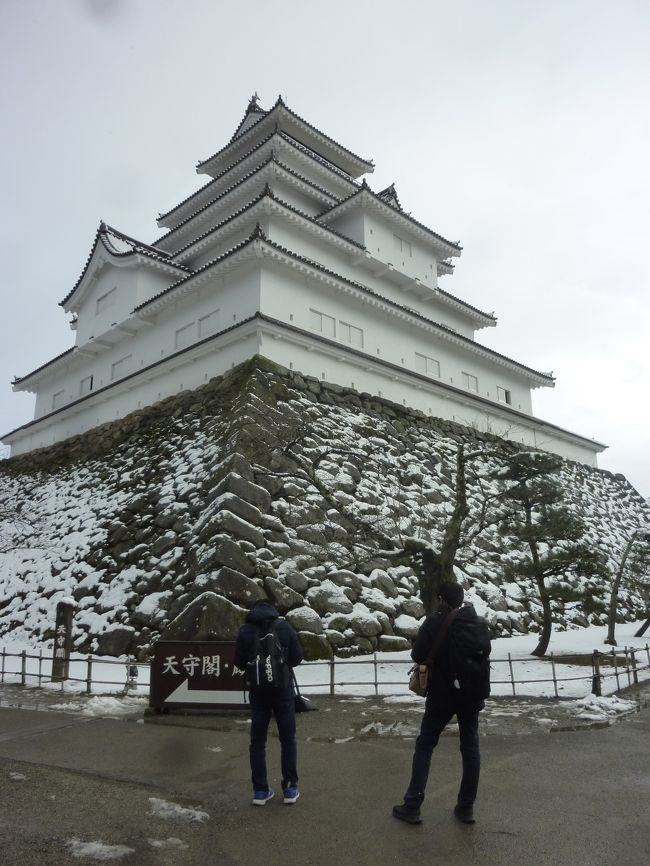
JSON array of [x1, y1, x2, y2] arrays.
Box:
[[603, 527, 650, 645], [0, 499, 38, 555], [237, 389, 509, 613]]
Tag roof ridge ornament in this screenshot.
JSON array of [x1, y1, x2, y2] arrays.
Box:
[[250, 223, 267, 241], [377, 182, 403, 211], [247, 92, 262, 113]]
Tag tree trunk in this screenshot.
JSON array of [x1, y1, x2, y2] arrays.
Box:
[[605, 577, 622, 646], [527, 502, 552, 657], [531, 587, 553, 656], [420, 547, 443, 614], [412, 445, 472, 614], [635, 618, 650, 637], [439, 444, 471, 577], [605, 538, 635, 645]]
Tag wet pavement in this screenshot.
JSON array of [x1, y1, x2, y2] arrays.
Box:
[[0, 682, 648, 865], [1, 680, 648, 737]]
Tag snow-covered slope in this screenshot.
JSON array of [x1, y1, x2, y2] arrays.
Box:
[[1, 358, 648, 659]]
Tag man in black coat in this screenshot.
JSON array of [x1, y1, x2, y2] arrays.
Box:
[[234, 600, 303, 806], [393, 581, 487, 825]]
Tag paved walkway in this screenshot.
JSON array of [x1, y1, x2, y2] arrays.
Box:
[[0, 685, 648, 865]]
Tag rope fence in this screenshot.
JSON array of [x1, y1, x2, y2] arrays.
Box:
[[1, 644, 649, 699]]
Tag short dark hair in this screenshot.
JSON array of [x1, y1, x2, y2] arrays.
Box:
[[438, 581, 464, 608]]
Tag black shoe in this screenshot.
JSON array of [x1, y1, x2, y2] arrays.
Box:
[[454, 804, 475, 824], [393, 804, 422, 825]]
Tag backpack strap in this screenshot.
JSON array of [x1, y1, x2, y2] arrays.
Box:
[[424, 606, 460, 667]]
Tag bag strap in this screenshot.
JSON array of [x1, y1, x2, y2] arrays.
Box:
[[423, 606, 461, 667]]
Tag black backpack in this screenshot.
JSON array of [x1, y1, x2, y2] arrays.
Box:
[[448, 617, 492, 702], [246, 622, 290, 691]]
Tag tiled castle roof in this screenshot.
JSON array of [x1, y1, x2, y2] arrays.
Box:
[[59, 223, 189, 308], [196, 95, 374, 177], [319, 181, 462, 254]]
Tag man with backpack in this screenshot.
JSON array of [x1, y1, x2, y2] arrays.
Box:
[[393, 581, 491, 826], [234, 600, 303, 806]]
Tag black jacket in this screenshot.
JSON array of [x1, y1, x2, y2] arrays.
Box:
[[234, 602, 303, 676], [412, 602, 486, 706]]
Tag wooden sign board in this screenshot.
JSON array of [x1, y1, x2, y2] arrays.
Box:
[[51, 601, 74, 681], [149, 640, 247, 711]]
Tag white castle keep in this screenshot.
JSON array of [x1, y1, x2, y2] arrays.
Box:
[[4, 95, 605, 465]]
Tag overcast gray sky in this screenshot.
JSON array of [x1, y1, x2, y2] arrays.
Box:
[[1, 0, 648, 497]]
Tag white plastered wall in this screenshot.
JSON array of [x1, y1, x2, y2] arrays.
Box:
[[265, 216, 475, 337], [256, 330, 598, 466], [259, 262, 533, 414], [29, 264, 261, 426]]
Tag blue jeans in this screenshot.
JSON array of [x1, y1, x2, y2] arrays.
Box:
[[249, 689, 297, 792], [404, 690, 480, 810]]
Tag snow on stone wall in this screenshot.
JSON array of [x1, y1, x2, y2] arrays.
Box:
[[0, 358, 648, 659]]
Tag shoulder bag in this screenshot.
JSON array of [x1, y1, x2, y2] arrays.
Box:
[[408, 607, 460, 697]]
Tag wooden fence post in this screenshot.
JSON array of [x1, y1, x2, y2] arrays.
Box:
[[373, 653, 378, 696], [507, 653, 516, 696], [550, 653, 558, 698], [86, 655, 93, 695], [21, 650, 26, 686], [630, 649, 638, 685], [611, 649, 620, 691], [592, 650, 602, 696], [329, 657, 335, 696]]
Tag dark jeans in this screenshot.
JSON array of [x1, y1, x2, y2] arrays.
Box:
[[404, 690, 480, 811], [249, 689, 297, 792]]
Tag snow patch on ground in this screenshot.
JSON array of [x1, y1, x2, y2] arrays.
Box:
[[571, 694, 637, 721], [147, 837, 189, 850], [49, 695, 148, 716], [148, 797, 209, 822], [66, 839, 134, 860]]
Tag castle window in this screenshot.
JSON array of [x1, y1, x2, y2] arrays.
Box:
[[198, 309, 220, 338], [339, 321, 363, 347], [175, 322, 195, 350], [462, 372, 478, 392], [111, 354, 132, 380], [96, 287, 117, 315], [79, 375, 93, 396], [310, 308, 335, 337], [52, 390, 65, 410], [394, 234, 412, 257], [497, 386, 511, 405], [415, 352, 440, 378]]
